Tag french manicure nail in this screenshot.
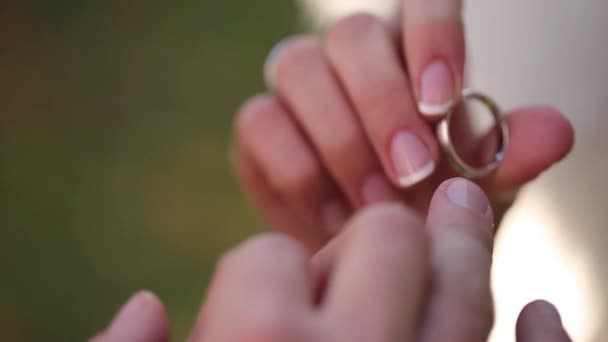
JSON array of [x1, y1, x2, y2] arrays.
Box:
[[446, 178, 490, 216], [361, 173, 398, 205], [390, 131, 435, 188], [418, 60, 456, 116]]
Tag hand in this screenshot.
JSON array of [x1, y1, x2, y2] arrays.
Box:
[[92, 179, 571, 342], [231, 10, 574, 250]]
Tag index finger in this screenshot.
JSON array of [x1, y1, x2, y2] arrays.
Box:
[[403, 0, 465, 118]]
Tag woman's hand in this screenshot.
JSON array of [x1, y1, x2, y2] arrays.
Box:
[[92, 179, 571, 342], [231, 11, 574, 250]]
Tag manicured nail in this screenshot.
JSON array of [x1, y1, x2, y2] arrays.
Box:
[[107, 291, 158, 335], [264, 39, 287, 89], [446, 178, 490, 217], [390, 131, 435, 188], [361, 173, 398, 205], [418, 60, 456, 116], [322, 198, 349, 234]]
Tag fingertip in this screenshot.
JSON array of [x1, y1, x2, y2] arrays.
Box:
[[101, 290, 169, 342], [513, 107, 575, 158], [390, 131, 438, 188], [234, 94, 282, 150], [426, 178, 494, 252], [264, 38, 289, 90], [403, 2, 465, 120], [418, 99, 455, 118], [490, 107, 575, 190], [234, 94, 281, 137], [517, 300, 571, 342], [437, 178, 493, 220], [520, 300, 563, 322], [417, 61, 457, 118], [397, 160, 436, 188]]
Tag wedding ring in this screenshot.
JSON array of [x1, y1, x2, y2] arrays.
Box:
[[436, 89, 509, 179]]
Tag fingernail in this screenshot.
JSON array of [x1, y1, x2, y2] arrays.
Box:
[[390, 131, 435, 188], [264, 39, 287, 89], [418, 60, 456, 116], [107, 291, 158, 335], [361, 173, 399, 205], [322, 198, 349, 234], [446, 178, 490, 216]]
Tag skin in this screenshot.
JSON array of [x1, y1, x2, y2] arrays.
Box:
[[93, 1, 575, 340], [232, 11, 573, 251], [92, 180, 572, 341]]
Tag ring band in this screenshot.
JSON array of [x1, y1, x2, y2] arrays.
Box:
[[436, 89, 509, 179]]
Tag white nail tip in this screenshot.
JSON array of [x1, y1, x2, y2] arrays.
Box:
[[398, 161, 436, 188], [418, 100, 455, 116]]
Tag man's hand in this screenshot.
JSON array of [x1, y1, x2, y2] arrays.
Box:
[[92, 179, 571, 342]]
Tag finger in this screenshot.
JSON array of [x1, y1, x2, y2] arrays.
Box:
[[235, 95, 350, 242], [325, 14, 440, 189], [266, 35, 399, 207], [480, 107, 574, 193], [91, 291, 169, 342], [324, 204, 429, 341], [403, 0, 465, 117], [193, 234, 314, 342], [231, 145, 321, 250], [516, 300, 572, 342], [420, 178, 494, 342]]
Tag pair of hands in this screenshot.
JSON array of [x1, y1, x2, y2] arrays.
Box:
[[93, 180, 570, 341], [232, 13, 573, 251], [95, 2, 575, 341]]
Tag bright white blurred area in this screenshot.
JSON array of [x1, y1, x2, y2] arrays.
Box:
[[490, 190, 600, 341], [298, 0, 397, 26], [299, 0, 602, 341]]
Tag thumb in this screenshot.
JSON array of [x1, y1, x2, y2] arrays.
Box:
[[482, 107, 574, 193]]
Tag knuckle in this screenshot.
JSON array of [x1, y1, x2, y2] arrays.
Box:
[[356, 76, 407, 116], [325, 122, 364, 160], [271, 156, 324, 199], [350, 203, 427, 243], [234, 95, 284, 140], [272, 35, 323, 83], [325, 13, 382, 50]]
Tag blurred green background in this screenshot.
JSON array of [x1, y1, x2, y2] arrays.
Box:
[[0, 1, 301, 340]]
